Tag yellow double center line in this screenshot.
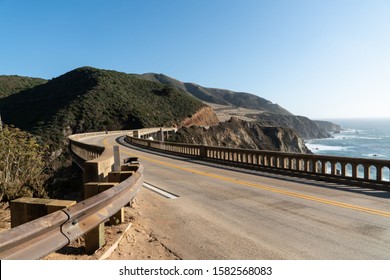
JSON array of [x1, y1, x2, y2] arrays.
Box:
[[104, 138, 390, 218]]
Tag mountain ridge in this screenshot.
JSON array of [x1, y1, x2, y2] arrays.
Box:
[[139, 72, 337, 139], [139, 73, 292, 115]]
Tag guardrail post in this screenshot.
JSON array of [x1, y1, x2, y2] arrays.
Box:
[[84, 181, 124, 254], [10, 198, 52, 228], [10, 198, 76, 228], [83, 168, 137, 254], [84, 182, 106, 255], [46, 200, 76, 214], [85, 223, 105, 255], [99, 183, 124, 225]]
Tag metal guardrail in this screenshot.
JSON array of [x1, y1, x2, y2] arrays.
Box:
[[0, 130, 144, 260], [0, 169, 143, 259], [0, 211, 70, 259], [125, 135, 390, 191]]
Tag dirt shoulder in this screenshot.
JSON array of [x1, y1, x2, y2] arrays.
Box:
[[0, 193, 179, 260]]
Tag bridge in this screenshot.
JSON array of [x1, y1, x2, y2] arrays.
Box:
[[0, 128, 389, 259]]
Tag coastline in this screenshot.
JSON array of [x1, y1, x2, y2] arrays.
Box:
[[306, 118, 390, 160]]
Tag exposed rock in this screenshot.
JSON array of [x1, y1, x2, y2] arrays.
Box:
[[139, 73, 342, 140], [248, 113, 330, 139], [180, 107, 219, 127], [172, 117, 310, 154]]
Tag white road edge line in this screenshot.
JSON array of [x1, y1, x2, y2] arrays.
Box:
[[143, 182, 179, 199]]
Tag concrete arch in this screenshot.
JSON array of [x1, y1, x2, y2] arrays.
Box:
[[284, 157, 290, 169], [270, 157, 276, 167], [325, 161, 332, 174], [335, 162, 342, 175], [357, 164, 365, 179], [369, 165, 377, 180], [291, 158, 297, 170], [298, 159, 305, 171], [345, 163, 352, 177], [381, 166, 390, 182], [315, 160, 322, 173]]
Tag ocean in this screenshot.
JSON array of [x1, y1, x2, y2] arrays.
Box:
[[306, 118, 390, 160]]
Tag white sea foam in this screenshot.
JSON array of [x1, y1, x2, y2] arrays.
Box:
[[331, 131, 382, 140], [341, 129, 362, 134], [334, 135, 382, 140], [306, 143, 349, 152], [362, 153, 386, 158], [311, 119, 390, 160]]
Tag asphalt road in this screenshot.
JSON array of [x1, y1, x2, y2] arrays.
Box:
[[82, 134, 390, 260]]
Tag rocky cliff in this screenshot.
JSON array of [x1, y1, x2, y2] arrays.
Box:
[[180, 107, 219, 127], [248, 113, 330, 139], [313, 120, 342, 133], [172, 117, 310, 153]]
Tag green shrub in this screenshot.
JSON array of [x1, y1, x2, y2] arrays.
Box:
[[0, 125, 49, 201]]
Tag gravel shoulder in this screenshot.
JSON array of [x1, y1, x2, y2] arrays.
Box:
[[0, 190, 179, 260]]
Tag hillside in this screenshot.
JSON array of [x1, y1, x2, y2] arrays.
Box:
[[140, 73, 292, 115], [140, 73, 340, 139], [0, 67, 211, 149], [0, 75, 47, 98], [313, 120, 342, 133], [249, 113, 330, 139]]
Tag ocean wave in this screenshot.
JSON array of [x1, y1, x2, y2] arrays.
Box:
[[329, 132, 383, 140], [306, 143, 349, 151], [334, 135, 382, 140], [341, 129, 365, 134], [362, 153, 386, 158]]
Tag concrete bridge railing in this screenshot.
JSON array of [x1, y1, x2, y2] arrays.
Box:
[[0, 130, 143, 259], [125, 134, 390, 191], [68, 130, 135, 182]]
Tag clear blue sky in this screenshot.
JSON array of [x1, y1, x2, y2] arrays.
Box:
[[1, 0, 389, 119]]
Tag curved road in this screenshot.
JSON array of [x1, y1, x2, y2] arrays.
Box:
[[82, 133, 390, 259]]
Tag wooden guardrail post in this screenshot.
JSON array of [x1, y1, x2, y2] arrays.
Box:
[[83, 167, 137, 254], [10, 198, 76, 228], [84, 182, 109, 255]]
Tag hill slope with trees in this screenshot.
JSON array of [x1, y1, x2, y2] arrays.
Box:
[[0, 67, 209, 149], [0, 75, 47, 98], [140, 73, 292, 115]]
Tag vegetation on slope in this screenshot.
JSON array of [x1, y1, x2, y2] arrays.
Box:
[[0, 67, 207, 201], [140, 73, 292, 115], [0, 75, 47, 98], [0, 67, 206, 150], [141, 73, 342, 139], [0, 126, 49, 201]]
